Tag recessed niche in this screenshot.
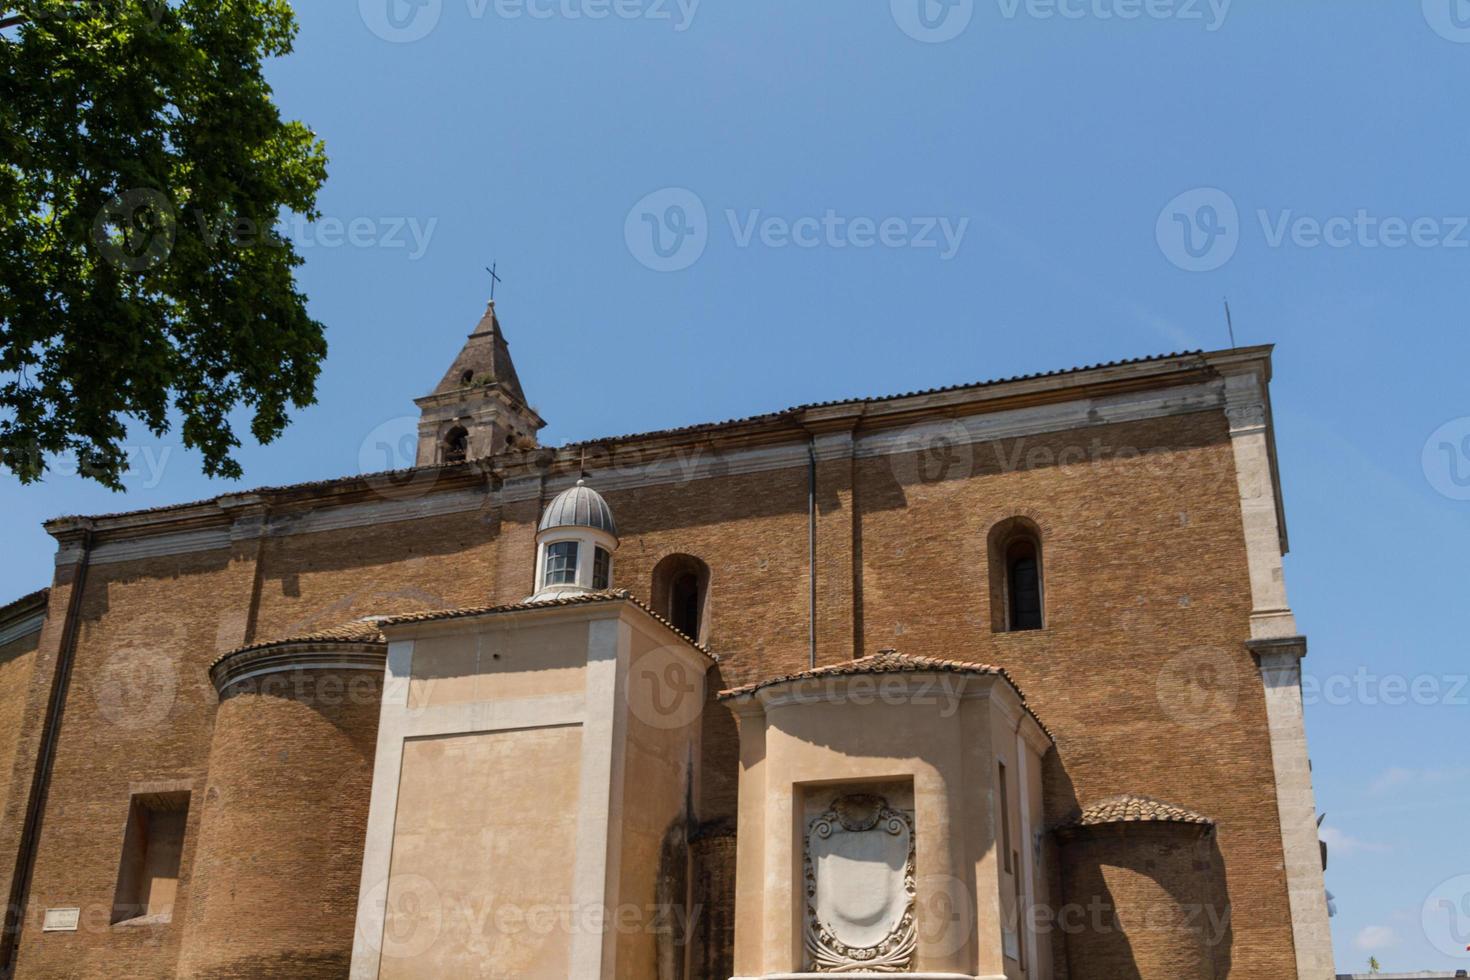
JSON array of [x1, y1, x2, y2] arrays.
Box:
[[111, 791, 190, 925], [801, 780, 917, 973]]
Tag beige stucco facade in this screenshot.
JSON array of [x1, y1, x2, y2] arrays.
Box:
[[723, 665, 1051, 980], [349, 596, 713, 980]]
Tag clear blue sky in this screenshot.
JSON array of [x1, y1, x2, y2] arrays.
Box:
[[3, 1, 1468, 970]]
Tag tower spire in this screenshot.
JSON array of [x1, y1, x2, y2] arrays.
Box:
[[413, 297, 545, 466]]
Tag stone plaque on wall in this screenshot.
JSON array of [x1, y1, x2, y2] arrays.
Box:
[[42, 908, 80, 932], [804, 792, 917, 972]]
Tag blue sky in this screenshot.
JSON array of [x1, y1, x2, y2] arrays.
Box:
[[3, 0, 1469, 970]]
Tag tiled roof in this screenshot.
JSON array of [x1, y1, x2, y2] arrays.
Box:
[[717, 650, 1052, 740], [0, 587, 49, 619], [1057, 794, 1215, 832], [379, 590, 716, 659], [719, 650, 1011, 699], [49, 347, 1231, 526], [210, 619, 387, 669], [565, 350, 1209, 451]]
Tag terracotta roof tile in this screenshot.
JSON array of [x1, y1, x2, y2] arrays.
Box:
[[718, 650, 1010, 699], [718, 650, 1052, 740], [210, 619, 387, 669], [379, 590, 716, 660], [0, 588, 49, 620], [1058, 794, 1215, 831], [48, 348, 1226, 526]]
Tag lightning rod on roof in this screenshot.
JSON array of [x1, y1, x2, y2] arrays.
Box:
[[1223, 298, 1238, 350]]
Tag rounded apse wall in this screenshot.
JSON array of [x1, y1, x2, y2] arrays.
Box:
[[1057, 824, 1230, 980], [178, 644, 384, 980]]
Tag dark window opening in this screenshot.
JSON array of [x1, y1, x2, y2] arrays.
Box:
[[593, 547, 611, 590], [443, 426, 469, 465], [671, 572, 701, 640], [544, 541, 579, 587], [112, 791, 190, 925], [460, 369, 475, 386], [1007, 538, 1043, 631], [652, 554, 710, 644]]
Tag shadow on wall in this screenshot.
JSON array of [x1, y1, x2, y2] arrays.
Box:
[[1056, 825, 1232, 980], [1044, 754, 1232, 980]]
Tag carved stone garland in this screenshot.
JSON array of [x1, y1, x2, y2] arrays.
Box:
[[803, 794, 918, 973]]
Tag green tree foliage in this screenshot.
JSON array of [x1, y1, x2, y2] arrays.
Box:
[[0, 0, 328, 488]]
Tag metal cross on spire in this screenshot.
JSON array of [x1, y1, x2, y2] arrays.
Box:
[[485, 262, 503, 302]]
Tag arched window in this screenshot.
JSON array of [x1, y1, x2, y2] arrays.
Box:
[[443, 426, 468, 465], [1006, 538, 1043, 631], [988, 518, 1045, 633], [652, 554, 710, 643]]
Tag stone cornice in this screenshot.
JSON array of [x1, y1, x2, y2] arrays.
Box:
[[209, 642, 386, 694], [42, 346, 1275, 560]]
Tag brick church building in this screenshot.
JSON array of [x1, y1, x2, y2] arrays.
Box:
[[0, 300, 1334, 978]]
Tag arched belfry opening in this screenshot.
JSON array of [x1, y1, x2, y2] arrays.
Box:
[[414, 299, 546, 466], [442, 426, 468, 465]]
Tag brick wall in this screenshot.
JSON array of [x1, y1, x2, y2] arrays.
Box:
[[7, 403, 1302, 978], [177, 667, 383, 978]]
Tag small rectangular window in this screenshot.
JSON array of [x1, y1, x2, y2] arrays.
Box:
[[593, 548, 611, 590], [112, 791, 190, 924], [544, 541, 579, 586]]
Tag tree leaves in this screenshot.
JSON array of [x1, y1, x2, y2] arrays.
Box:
[[0, 0, 328, 489]]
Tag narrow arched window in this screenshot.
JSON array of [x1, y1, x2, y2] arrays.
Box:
[[1007, 539, 1043, 631], [652, 554, 710, 643], [671, 571, 700, 639], [443, 426, 468, 465], [988, 518, 1045, 633]]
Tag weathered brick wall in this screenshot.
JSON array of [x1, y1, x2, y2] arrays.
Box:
[[11, 548, 251, 978], [1058, 827, 1232, 979], [177, 667, 383, 979], [9, 404, 1301, 978], [854, 414, 1294, 977], [0, 628, 41, 860]]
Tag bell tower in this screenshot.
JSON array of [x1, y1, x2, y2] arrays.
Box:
[[414, 300, 545, 466]]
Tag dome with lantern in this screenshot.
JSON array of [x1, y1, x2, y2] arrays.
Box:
[[529, 479, 619, 601]]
